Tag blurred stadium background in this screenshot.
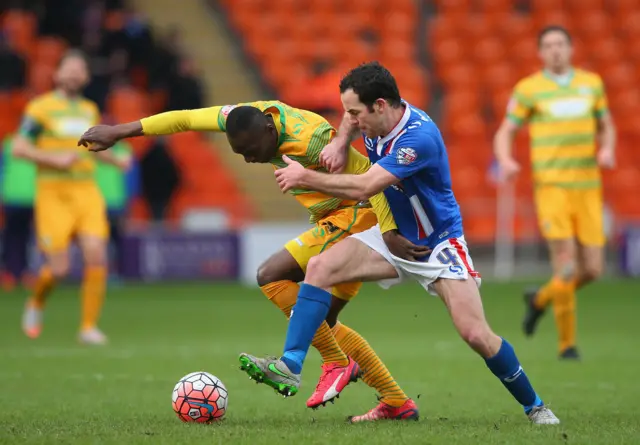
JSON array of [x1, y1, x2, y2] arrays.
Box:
[[0, 0, 639, 287]]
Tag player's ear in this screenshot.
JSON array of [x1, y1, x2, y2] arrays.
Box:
[[374, 99, 386, 114]]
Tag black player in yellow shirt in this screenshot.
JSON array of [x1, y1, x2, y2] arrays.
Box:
[[78, 101, 422, 420]]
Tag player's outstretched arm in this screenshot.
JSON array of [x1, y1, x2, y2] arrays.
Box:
[[276, 155, 397, 202], [78, 107, 225, 152]]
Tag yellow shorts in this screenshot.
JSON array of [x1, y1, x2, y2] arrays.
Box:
[[35, 181, 109, 254], [284, 206, 378, 301], [534, 185, 604, 247]]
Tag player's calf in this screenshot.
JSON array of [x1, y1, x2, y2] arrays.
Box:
[[436, 278, 559, 423]]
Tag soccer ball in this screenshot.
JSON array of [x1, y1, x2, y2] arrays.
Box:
[[172, 372, 228, 422]]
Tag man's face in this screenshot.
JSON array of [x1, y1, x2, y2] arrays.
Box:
[[227, 124, 278, 164], [55, 56, 89, 94], [341, 88, 386, 138], [539, 30, 572, 71]]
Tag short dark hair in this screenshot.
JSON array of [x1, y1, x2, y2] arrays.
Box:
[[57, 48, 89, 68], [339, 62, 402, 110], [538, 25, 572, 47], [226, 106, 266, 137]]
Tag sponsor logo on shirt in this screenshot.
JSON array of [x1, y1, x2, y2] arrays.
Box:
[[396, 147, 417, 165]]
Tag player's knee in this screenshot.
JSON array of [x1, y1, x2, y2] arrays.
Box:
[[49, 258, 70, 279], [556, 259, 577, 281], [459, 323, 495, 356], [305, 255, 335, 288], [83, 245, 107, 268], [580, 262, 602, 284], [256, 261, 279, 287]]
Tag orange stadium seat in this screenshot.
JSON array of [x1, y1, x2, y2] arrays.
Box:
[[28, 63, 56, 94], [380, 11, 416, 42], [1, 9, 37, 55], [429, 15, 463, 42], [601, 64, 636, 92], [573, 10, 613, 42], [379, 38, 415, 66], [590, 37, 625, 65], [472, 37, 507, 65], [619, 12, 640, 38], [476, 0, 514, 13], [613, 0, 640, 16], [530, 0, 566, 12], [431, 38, 468, 77], [437, 0, 473, 15], [532, 10, 574, 30], [501, 14, 535, 40], [566, 0, 605, 10], [481, 63, 518, 94], [439, 64, 481, 91], [31, 37, 67, 65], [464, 15, 494, 40]]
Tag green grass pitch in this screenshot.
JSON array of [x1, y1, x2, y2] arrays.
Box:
[[1, 279, 639, 444]]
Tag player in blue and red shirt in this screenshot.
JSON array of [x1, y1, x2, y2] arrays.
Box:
[[239, 62, 559, 425]]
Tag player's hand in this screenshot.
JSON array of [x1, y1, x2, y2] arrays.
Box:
[[382, 230, 432, 262], [274, 155, 306, 193], [50, 152, 80, 169], [319, 139, 348, 173], [78, 125, 120, 152], [498, 157, 521, 181], [597, 146, 616, 169]]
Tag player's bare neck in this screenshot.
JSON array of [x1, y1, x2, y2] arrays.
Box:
[[381, 104, 406, 138], [56, 88, 80, 101], [546, 65, 571, 76]]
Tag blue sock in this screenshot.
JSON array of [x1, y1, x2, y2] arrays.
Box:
[[485, 338, 543, 414], [280, 284, 331, 374]]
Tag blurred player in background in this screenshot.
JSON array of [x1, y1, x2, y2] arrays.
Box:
[[13, 50, 130, 345], [78, 101, 421, 420], [494, 26, 616, 360]]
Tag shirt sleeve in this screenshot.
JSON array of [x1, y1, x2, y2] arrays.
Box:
[[377, 130, 438, 180], [593, 75, 609, 118], [304, 124, 334, 165], [506, 80, 534, 126], [18, 101, 45, 142], [141, 106, 229, 135]]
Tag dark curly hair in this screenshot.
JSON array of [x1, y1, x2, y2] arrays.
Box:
[[339, 62, 402, 111]]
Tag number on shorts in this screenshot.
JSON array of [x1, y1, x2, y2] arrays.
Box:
[[436, 248, 460, 266]]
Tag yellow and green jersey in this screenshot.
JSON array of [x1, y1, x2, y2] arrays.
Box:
[[141, 100, 384, 226], [507, 68, 608, 188], [19, 91, 100, 182]]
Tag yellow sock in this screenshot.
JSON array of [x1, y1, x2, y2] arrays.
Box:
[[332, 322, 409, 407], [80, 266, 107, 330], [534, 276, 564, 310], [261, 281, 349, 366], [31, 266, 56, 309], [552, 279, 576, 352]]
